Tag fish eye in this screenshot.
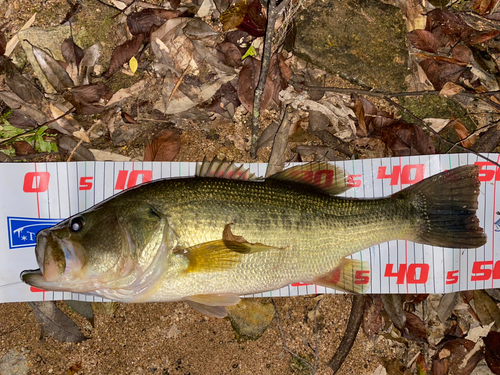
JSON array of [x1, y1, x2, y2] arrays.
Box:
[[69, 216, 85, 232]]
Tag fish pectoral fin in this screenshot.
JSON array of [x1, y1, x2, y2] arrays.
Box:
[[185, 293, 241, 318], [176, 237, 281, 273], [312, 258, 370, 294], [185, 301, 228, 318]]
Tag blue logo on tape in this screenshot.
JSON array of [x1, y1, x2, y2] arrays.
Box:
[[7, 217, 62, 249]]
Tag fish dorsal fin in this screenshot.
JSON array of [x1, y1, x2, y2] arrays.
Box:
[[312, 258, 370, 294], [268, 162, 350, 196], [196, 158, 258, 181]]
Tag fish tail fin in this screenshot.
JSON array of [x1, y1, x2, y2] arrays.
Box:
[[394, 165, 487, 249]]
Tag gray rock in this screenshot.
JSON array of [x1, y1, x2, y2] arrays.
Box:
[[0, 348, 29, 375], [226, 298, 275, 341], [294, 0, 408, 91]]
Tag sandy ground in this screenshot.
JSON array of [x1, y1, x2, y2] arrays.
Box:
[[0, 295, 391, 374]]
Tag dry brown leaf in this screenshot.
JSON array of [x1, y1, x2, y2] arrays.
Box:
[[238, 56, 273, 113], [61, 37, 84, 66], [419, 59, 467, 90], [103, 34, 145, 79], [354, 96, 367, 136], [484, 331, 500, 374], [439, 82, 465, 97], [381, 121, 436, 156], [12, 141, 35, 156], [407, 29, 439, 53], [144, 130, 181, 161], [216, 41, 242, 68], [452, 119, 476, 148], [33, 45, 74, 92]]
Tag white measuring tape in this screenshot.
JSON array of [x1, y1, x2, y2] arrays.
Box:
[[1, 154, 499, 303]]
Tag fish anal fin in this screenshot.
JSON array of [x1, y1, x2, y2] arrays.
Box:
[[268, 162, 350, 196], [196, 158, 258, 181], [185, 293, 240, 317], [187, 293, 240, 306], [177, 237, 281, 273], [185, 301, 228, 318], [312, 258, 369, 294]]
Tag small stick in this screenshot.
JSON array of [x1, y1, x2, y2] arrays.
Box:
[[250, 0, 291, 158], [169, 65, 191, 100], [328, 295, 367, 374]]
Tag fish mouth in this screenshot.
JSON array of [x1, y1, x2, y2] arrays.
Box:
[[21, 229, 84, 288]]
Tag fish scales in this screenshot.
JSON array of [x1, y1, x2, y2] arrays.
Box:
[[132, 177, 416, 299], [21, 162, 487, 317]]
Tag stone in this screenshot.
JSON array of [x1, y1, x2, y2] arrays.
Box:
[[294, 0, 408, 91], [0, 348, 29, 375], [226, 298, 275, 341]]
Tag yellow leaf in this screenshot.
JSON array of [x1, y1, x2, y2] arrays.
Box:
[[129, 56, 138, 74]]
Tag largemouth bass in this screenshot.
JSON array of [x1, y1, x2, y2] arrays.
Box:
[[21, 160, 486, 317]]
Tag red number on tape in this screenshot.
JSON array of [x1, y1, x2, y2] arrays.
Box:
[[406, 263, 429, 284], [355, 270, 370, 284], [23, 172, 50, 193], [115, 170, 153, 190], [471, 260, 493, 281], [347, 174, 362, 188], [446, 270, 459, 284], [384, 263, 407, 284], [79, 176, 93, 190], [377, 165, 425, 186]]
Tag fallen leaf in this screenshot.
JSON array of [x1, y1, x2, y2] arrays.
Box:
[[238, 56, 273, 113], [437, 292, 459, 323], [467, 30, 500, 45], [77, 43, 101, 86], [408, 29, 439, 53], [237, 0, 266, 37], [58, 135, 95, 161], [127, 9, 166, 36], [61, 37, 84, 66], [484, 331, 500, 374], [129, 56, 138, 73], [439, 82, 465, 97], [144, 130, 181, 161], [0, 56, 44, 105], [432, 338, 483, 375], [220, 0, 249, 31], [67, 362, 83, 375], [473, 290, 500, 329], [64, 83, 113, 115], [103, 34, 145, 79], [73, 128, 90, 143], [381, 294, 406, 331], [354, 96, 368, 136], [28, 301, 86, 343], [452, 118, 476, 148], [183, 19, 220, 40], [216, 41, 242, 68], [12, 141, 35, 156], [0, 30, 5, 56], [106, 80, 146, 107], [381, 121, 436, 156], [404, 311, 428, 343], [32, 45, 74, 92], [89, 149, 131, 161], [65, 300, 94, 327], [419, 59, 467, 90]]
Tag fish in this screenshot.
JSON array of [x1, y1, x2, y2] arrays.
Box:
[[21, 160, 487, 317]]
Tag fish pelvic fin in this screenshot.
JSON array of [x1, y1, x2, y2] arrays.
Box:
[[185, 293, 241, 318], [268, 162, 351, 196], [395, 165, 487, 249], [312, 258, 370, 294]]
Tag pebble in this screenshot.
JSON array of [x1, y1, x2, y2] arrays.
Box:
[[0, 348, 29, 375]]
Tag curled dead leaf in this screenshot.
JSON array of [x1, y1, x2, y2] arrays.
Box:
[[33, 45, 74, 92], [144, 130, 181, 161]]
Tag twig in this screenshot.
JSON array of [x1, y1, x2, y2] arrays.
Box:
[[328, 295, 367, 374], [250, 0, 292, 158], [313, 298, 323, 375], [273, 299, 314, 373], [169, 65, 191, 100], [0, 107, 76, 147], [66, 121, 100, 162]]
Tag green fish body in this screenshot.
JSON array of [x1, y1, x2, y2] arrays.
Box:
[[21, 161, 486, 317]]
